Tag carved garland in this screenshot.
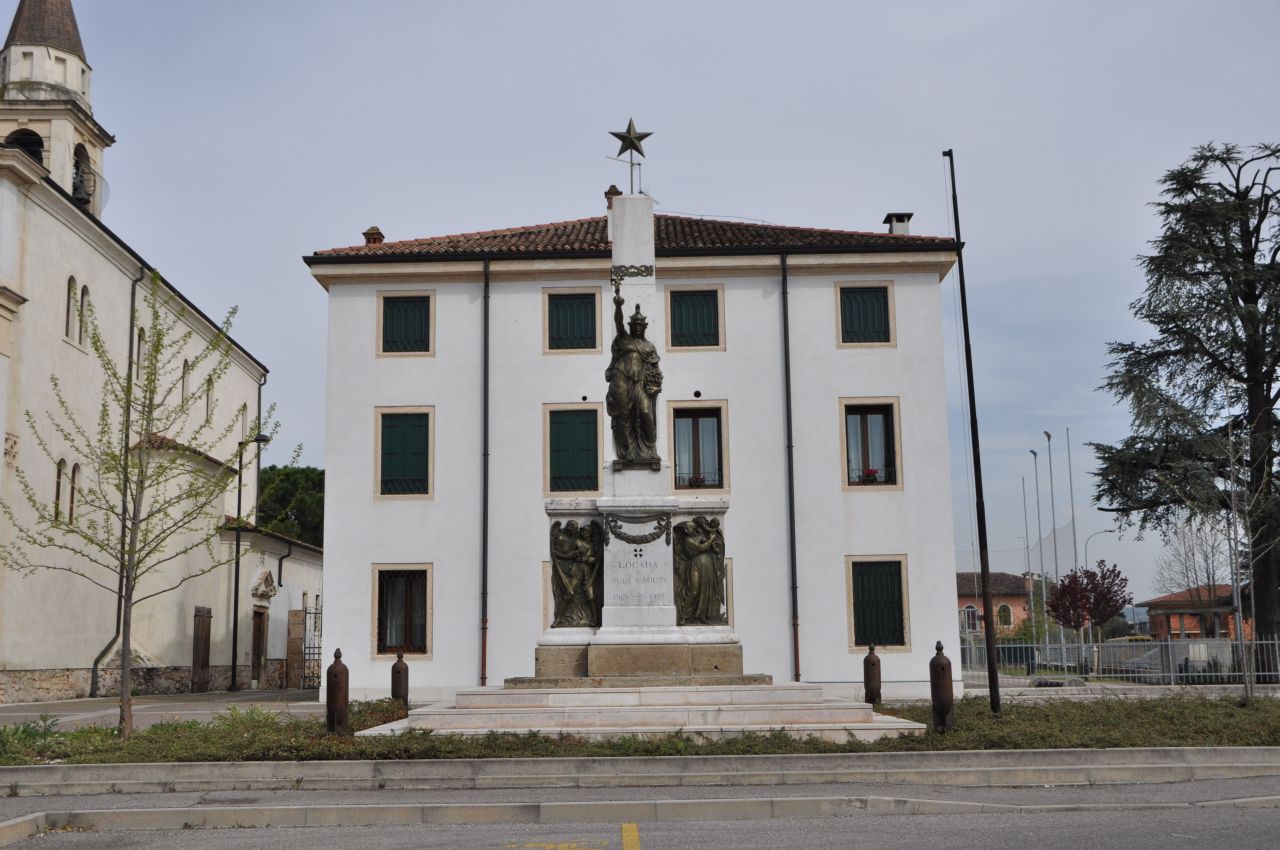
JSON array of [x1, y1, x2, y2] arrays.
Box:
[[603, 513, 672, 546], [610, 264, 655, 289]]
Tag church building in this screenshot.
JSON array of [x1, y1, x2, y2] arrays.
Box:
[[308, 149, 964, 700], [0, 0, 322, 702]]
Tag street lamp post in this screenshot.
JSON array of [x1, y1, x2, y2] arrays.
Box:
[[1030, 450, 1049, 651], [229, 433, 271, 692], [1083, 529, 1114, 570], [1044, 431, 1065, 646]]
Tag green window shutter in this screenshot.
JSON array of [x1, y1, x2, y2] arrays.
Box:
[[547, 294, 596, 350], [549, 409, 598, 492], [381, 413, 430, 494], [383, 297, 431, 352], [670, 290, 719, 347], [852, 561, 905, 646], [840, 287, 890, 343]]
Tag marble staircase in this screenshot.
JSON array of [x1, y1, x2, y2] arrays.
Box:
[[358, 683, 923, 742]]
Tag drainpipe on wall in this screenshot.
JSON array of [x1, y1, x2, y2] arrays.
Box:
[[779, 254, 802, 682], [479, 259, 491, 686], [90, 264, 145, 698], [276, 542, 292, 588]]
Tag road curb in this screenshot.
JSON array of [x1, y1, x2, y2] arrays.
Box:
[[4, 747, 1280, 796], [3, 794, 1280, 845]]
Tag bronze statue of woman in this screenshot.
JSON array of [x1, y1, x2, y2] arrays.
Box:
[[605, 289, 663, 463]]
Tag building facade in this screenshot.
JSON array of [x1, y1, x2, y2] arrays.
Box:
[[0, 0, 321, 702], [309, 186, 962, 701], [956, 571, 1034, 635]]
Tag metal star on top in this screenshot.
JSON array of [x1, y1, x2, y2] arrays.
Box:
[[610, 118, 653, 158]]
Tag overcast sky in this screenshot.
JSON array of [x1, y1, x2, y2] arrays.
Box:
[[57, 0, 1280, 602]]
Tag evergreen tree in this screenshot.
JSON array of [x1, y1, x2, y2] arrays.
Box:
[[1094, 143, 1280, 642]]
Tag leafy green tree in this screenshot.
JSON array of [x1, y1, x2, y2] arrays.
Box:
[[257, 466, 323, 547], [0, 274, 275, 737], [1094, 143, 1280, 641]]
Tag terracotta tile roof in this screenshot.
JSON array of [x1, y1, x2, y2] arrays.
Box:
[[1137, 585, 1235, 609], [132, 433, 231, 471], [5, 0, 86, 62], [222, 515, 323, 555], [956, 571, 1029, 598], [309, 214, 956, 260]]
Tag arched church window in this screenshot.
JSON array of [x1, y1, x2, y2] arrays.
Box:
[[68, 464, 80, 523], [997, 604, 1013, 628], [65, 278, 77, 339], [72, 144, 94, 207], [78, 286, 90, 345], [4, 129, 43, 166], [54, 459, 67, 520]]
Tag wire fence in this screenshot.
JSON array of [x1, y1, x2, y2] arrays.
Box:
[[958, 633, 1280, 687]]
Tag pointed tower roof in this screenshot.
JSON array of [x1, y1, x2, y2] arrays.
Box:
[[5, 0, 86, 62]]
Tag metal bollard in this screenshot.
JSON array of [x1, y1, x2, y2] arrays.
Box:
[[326, 648, 350, 736], [863, 644, 882, 705], [929, 641, 955, 733], [391, 650, 409, 706]]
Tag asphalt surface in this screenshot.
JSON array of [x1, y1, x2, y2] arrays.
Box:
[[0, 690, 322, 730], [5, 775, 1280, 821], [14, 807, 1280, 849]]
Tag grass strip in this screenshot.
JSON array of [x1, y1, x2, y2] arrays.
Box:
[[2, 695, 1278, 765]]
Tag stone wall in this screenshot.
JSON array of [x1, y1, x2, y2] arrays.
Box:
[[0, 660, 289, 704]]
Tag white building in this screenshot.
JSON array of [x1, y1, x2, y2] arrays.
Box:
[[0, 0, 321, 703], [309, 181, 962, 701]]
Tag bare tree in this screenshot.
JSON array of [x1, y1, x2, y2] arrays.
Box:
[[0, 273, 276, 736], [1155, 512, 1230, 606]]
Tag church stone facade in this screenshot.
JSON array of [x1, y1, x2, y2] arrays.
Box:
[[309, 187, 963, 700], [0, 0, 322, 702]]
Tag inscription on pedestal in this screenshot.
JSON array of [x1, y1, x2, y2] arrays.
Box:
[[606, 543, 674, 608]]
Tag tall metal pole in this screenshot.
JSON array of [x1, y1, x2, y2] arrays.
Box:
[[1021, 477, 1034, 641], [1030, 450, 1049, 653], [944, 149, 1000, 713], [1044, 431, 1065, 646], [1066, 427, 1081, 570], [229, 434, 269, 693], [229, 443, 245, 692]]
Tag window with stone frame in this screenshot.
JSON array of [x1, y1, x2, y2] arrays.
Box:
[[381, 295, 431, 353], [839, 285, 891, 344], [845, 403, 896, 485], [669, 289, 720, 347], [380, 411, 431, 495], [376, 569, 428, 654], [850, 560, 906, 646], [673, 407, 723, 489], [546, 292, 597, 350], [548, 408, 598, 492]]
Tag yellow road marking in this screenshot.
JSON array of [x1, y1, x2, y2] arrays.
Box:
[[621, 822, 641, 850]]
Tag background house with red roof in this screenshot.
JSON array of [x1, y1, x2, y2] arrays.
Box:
[[956, 571, 1033, 634], [1138, 585, 1251, 641]]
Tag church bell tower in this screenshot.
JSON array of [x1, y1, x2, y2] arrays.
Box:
[[0, 0, 113, 216]]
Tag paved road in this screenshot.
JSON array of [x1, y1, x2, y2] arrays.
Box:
[[6, 775, 1280, 821], [0, 690, 321, 730], [14, 807, 1280, 849]]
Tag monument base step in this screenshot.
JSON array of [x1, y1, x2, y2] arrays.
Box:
[[506, 674, 771, 689], [534, 643, 747, 679], [356, 684, 923, 743]]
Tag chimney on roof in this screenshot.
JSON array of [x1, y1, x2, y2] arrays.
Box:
[[605, 185, 622, 209], [883, 212, 913, 236], [362, 226, 384, 246]]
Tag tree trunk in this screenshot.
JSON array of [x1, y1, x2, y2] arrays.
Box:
[[118, 584, 133, 737]]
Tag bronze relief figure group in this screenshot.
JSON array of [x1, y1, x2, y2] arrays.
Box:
[[549, 520, 604, 628]]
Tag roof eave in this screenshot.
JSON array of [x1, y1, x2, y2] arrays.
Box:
[[303, 241, 960, 267]]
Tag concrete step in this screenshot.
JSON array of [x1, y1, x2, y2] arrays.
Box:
[[454, 683, 826, 710], [504, 674, 773, 689], [407, 702, 876, 731], [373, 711, 918, 743]]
